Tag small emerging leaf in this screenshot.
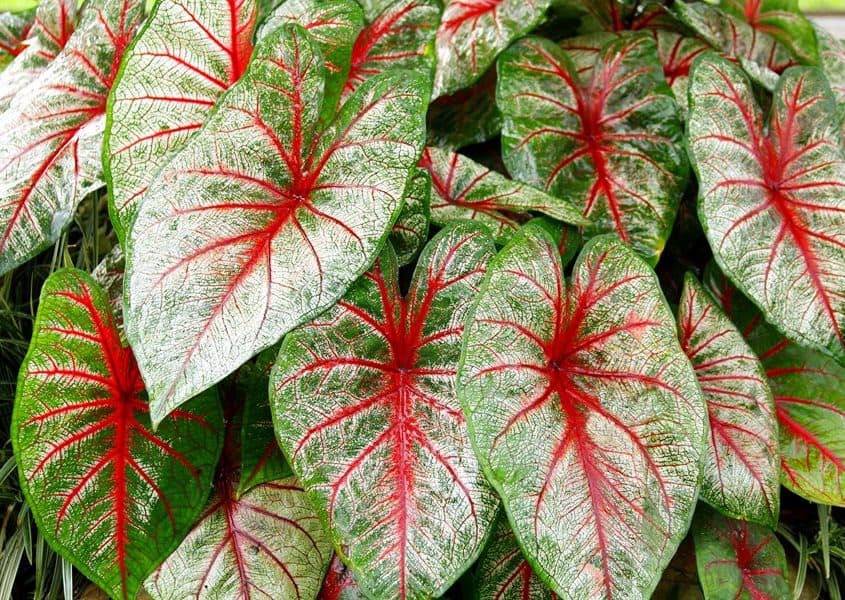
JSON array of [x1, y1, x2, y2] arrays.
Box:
[[272, 223, 499, 599], [13, 270, 222, 600], [678, 273, 779, 526], [693, 505, 790, 600], [459, 225, 706, 598]]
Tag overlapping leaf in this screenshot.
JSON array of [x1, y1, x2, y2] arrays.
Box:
[[13, 270, 222, 600], [498, 33, 687, 264], [653, 31, 709, 115], [672, 2, 793, 90], [420, 146, 587, 244], [319, 555, 366, 600], [125, 23, 429, 425], [470, 516, 557, 600], [427, 70, 500, 149], [458, 224, 705, 598], [0, 9, 34, 70], [0, 0, 142, 276], [0, 0, 75, 110], [433, 0, 553, 98], [147, 471, 329, 599], [257, 0, 363, 121], [389, 167, 430, 266], [692, 505, 790, 600], [677, 273, 779, 526], [104, 0, 259, 244], [721, 0, 817, 64], [342, 0, 439, 101], [706, 264, 845, 506], [272, 223, 499, 600], [688, 55, 845, 366]]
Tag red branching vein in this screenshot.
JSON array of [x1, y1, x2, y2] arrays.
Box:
[[708, 522, 782, 600]]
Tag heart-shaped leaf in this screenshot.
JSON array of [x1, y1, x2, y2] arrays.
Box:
[[420, 146, 588, 244], [0, 0, 142, 276], [0, 0, 75, 110], [13, 269, 222, 600], [427, 70, 500, 149], [342, 0, 439, 101], [238, 351, 291, 496], [692, 505, 790, 600], [497, 33, 687, 264], [672, 2, 793, 90], [720, 0, 817, 65], [433, 0, 553, 98], [688, 55, 845, 366], [390, 167, 430, 266], [470, 516, 556, 600], [272, 223, 499, 599], [148, 463, 329, 599], [0, 8, 34, 70], [458, 224, 706, 598], [104, 0, 259, 244], [677, 273, 779, 526], [257, 0, 364, 121], [125, 23, 429, 425], [653, 31, 709, 115], [705, 264, 845, 506]]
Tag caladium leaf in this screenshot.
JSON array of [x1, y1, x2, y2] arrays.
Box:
[[692, 505, 790, 600], [272, 223, 499, 600], [319, 555, 366, 600], [498, 33, 687, 265], [0, 9, 34, 70], [653, 31, 709, 115], [815, 24, 845, 129], [104, 0, 259, 244], [458, 224, 705, 598], [433, 0, 553, 98], [459, 225, 706, 598], [342, 0, 439, 101], [0, 0, 142, 276], [91, 245, 126, 340], [125, 23, 429, 425], [470, 516, 557, 600], [390, 167, 430, 266], [677, 273, 779, 526], [258, 0, 364, 120], [672, 1, 793, 91], [420, 146, 588, 244], [720, 0, 817, 65], [688, 55, 845, 366], [705, 264, 845, 506], [0, 0, 76, 111], [426, 69, 500, 149], [238, 352, 291, 496], [12, 269, 222, 600]]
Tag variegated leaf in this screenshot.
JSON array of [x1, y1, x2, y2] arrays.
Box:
[[390, 167, 430, 266], [706, 264, 845, 506], [258, 0, 364, 120], [427, 69, 500, 149], [272, 223, 499, 600], [458, 224, 706, 599], [672, 1, 793, 90], [420, 146, 587, 244], [470, 516, 557, 600], [677, 273, 779, 526], [0, 0, 142, 275], [13, 270, 222, 600], [653, 31, 710, 115], [0, 9, 34, 70], [498, 33, 687, 264], [319, 556, 366, 600], [721, 0, 817, 65], [105, 0, 259, 244], [688, 55, 845, 365], [693, 505, 790, 600], [433, 0, 553, 98], [343, 0, 439, 101], [125, 24, 429, 425], [0, 0, 75, 110]]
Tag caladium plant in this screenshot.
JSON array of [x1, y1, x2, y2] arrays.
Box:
[[3, 0, 845, 598]]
